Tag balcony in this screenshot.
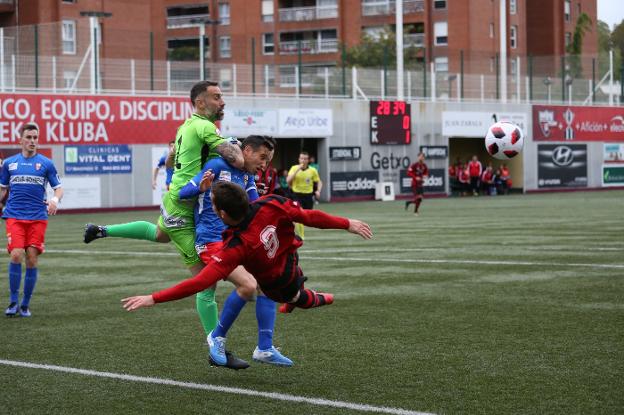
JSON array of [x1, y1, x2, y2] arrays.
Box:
[[0, 0, 14, 12], [279, 39, 338, 55], [362, 0, 424, 16], [166, 13, 211, 29], [279, 5, 339, 21], [404, 33, 424, 48]]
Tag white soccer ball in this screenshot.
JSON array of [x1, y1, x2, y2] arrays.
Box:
[[484, 121, 524, 160]]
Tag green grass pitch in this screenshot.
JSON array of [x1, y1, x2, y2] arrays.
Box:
[[1, 190, 623, 414]]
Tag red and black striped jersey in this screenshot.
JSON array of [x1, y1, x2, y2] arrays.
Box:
[[152, 195, 349, 303], [407, 161, 429, 186]]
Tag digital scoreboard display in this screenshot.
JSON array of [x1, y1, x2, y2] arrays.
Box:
[[370, 100, 411, 145]]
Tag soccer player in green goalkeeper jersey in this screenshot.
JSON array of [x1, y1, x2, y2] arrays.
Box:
[[84, 81, 246, 366]]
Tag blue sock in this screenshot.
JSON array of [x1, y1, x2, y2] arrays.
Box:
[[22, 268, 38, 307], [256, 295, 276, 350], [212, 290, 247, 338], [8, 262, 21, 304]]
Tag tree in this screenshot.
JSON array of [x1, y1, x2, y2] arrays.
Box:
[[565, 12, 592, 77], [341, 29, 423, 70], [611, 19, 624, 80]]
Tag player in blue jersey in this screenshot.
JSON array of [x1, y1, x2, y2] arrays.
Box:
[[0, 123, 63, 317], [179, 135, 293, 367], [152, 140, 175, 191]]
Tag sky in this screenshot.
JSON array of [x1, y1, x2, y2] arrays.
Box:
[[597, 0, 624, 30]]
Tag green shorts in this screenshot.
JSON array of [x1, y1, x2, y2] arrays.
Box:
[[158, 192, 201, 267]]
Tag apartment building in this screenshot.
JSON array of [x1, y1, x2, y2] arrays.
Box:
[[0, 0, 598, 92]]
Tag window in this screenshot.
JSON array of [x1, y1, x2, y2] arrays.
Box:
[[319, 29, 338, 52], [166, 5, 210, 28], [510, 25, 517, 49], [218, 3, 230, 25], [219, 68, 232, 90], [62, 20, 76, 54], [262, 33, 274, 54], [262, 0, 274, 22], [489, 22, 494, 38], [62, 0, 76, 3], [265, 65, 275, 86], [434, 21, 448, 45], [490, 56, 495, 73], [63, 70, 77, 89], [565, 32, 572, 47], [279, 66, 296, 87], [577, 3, 581, 14], [219, 36, 231, 58], [434, 56, 448, 72], [510, 59, 517, 77], [564, 0, 571, 22], [510, 0, 516, 14], [434, 0, 446, 9]]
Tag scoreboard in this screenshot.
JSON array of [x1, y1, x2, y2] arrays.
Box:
[[369, 100, 411, 145]]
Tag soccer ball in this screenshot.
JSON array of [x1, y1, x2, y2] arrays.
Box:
[[485, 121, 524, 160]]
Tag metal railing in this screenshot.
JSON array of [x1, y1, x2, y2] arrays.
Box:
[[404, 33, 425, 48], [166, 14, 211, 29], [278, 39, 339, 55], [362, 0, 424, 16], [0, 19, 621, 106], [279, 5, 339, 21]]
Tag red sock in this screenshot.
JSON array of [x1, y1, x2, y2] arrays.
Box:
[[294, 289, 333, 309], [414, 198, 422, 213]]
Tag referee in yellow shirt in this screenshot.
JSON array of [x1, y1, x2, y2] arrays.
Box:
[[287, 151, 322, 238]]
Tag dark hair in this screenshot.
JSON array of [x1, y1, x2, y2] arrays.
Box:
[[300, 151, 309, 157], [190, 81, 219, 104], [20, 123, 39, 137], [169, 140, 175, 145], [242, 135, 275, 152], [211, 181, 249, 222]]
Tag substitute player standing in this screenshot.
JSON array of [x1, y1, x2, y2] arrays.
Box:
[[0, 123, 63, 317], [405, 152, 428, 216]]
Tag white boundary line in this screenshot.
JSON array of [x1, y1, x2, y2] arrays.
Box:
[[0, 359, 433, 415], [46, 249, 624, 270]]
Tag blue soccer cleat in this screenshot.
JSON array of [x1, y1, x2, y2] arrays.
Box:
[[5, 302, 18, 317], [19, 305, 31, 317], [252, 346, 294, 367], [206, 332, 227, 366]]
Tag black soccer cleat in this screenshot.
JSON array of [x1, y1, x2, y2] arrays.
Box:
[[209, 351, 250, 370], [84, 223, 107, 244]]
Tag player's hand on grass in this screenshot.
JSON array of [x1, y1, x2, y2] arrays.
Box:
[[199, 170, 215, 192], [347, 219, 372, 240], [121, 295, 155, 311]]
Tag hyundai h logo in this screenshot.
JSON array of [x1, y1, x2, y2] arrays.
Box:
[[552, 146, 574, 166]]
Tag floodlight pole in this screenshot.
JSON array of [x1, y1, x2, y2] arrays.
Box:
[[80, 11, 112, 94], [499, 0, 507, 103], [396, 0, 404, 100], [199, 24, 206, 80]]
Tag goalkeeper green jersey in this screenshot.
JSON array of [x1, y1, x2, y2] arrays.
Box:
[[169, 113, 225, 201]]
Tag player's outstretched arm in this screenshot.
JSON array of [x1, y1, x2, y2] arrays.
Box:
[[122, 295, 155, 311], [347, 219, 373, 240]]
